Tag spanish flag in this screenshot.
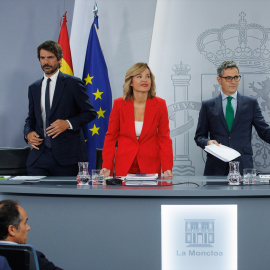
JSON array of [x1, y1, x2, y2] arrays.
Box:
[[58, 12, 73, 75]]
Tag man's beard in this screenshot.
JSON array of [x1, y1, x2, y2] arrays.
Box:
[[42, 64, 59, 75]]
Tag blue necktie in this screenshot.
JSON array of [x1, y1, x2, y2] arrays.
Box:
[[226, 96, 234, 131], [44, 78, 51, 148]]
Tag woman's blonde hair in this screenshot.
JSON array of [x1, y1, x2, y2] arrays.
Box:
[[123, 62, 156, 101]]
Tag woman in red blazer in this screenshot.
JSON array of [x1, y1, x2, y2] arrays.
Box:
[[101, 63, 173, 177]]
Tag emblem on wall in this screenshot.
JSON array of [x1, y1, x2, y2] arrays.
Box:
[[168, 12, 270, 175], [185, 219, 215, 247], [169, 62, 200, 176], [196, 11, 270, 173]]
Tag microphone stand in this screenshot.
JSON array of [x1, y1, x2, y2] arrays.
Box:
[[106, 141, 122, 185]]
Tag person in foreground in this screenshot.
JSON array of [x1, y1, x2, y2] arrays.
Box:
[[0, 200, 63, 270], [0, 256, 11, 270], [194, 60, 270, 175], [101, 62, 173, 177], [24, 40, 96, 176]]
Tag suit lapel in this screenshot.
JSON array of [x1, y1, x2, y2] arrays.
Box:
[[139, 98, 158, 140], [32, 79, 43, 123], [216, 94, 228, 131], [50, 71, 65, 116], [231, 92, 243, 131], [122, 100, 137, 141]]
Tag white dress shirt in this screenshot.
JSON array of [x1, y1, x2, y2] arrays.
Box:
[[41, 71, 59, 137], [40, 70, 72, 137]]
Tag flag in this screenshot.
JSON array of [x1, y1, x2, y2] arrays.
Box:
[[82, 15, 112, 171], [58, 12, 74, 75], [69, 1, 92, 77]]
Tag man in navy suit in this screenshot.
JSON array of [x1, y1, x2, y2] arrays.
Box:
[[0, 200, 62, 270], [194, 60, 270, 175], [24, 40, 96, 176], [0, 256, 11, 270]]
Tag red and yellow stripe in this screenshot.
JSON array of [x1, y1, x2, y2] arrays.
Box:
[[58, 12, 73, 75]]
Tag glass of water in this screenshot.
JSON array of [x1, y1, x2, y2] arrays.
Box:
[[77, 162, 91, 185], [243, 168, 256, 185], [92, 169, 105, 185], [228, 161, 241, 185]]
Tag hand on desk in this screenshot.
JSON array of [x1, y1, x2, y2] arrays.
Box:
[[164, 170, 173, 177], [26, 131, 44, 150], [100, 168, 111, 177]]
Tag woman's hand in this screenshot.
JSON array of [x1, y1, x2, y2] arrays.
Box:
[[100, 168, 111, 177], [163, 170, 173, 177]]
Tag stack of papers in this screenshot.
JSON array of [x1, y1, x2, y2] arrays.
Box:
[[124, 174, 158, 186], [204, 144, 241, 162], [0, 176, 11, 180], [124, 181, 158, 186], [9, 176, 46, 182], [126, 174, 158, 180]]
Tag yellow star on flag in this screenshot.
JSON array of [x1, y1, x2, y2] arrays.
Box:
[[84, 74, 94, 85], [97, 107, 106, 119], [93, 88, 103, 100], [89, 124, 100, 136]]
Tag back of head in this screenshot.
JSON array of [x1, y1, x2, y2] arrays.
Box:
[[0, 200, 21, 241], [37, 40, 63, 60], [217, 60, 239, 77]]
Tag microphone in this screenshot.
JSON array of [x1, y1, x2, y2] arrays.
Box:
[[112, 140, 118, 179], [106, 140, 122, 185]]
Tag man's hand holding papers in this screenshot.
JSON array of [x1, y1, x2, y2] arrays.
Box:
[[204, 144, 241, 162]]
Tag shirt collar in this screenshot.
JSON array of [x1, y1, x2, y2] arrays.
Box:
[[0, 240, 17, 244], [43, 69, 59, 83], [221, 91, 238, 101]]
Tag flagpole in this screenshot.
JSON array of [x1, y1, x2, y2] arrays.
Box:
[[92, 2, 102, 49], [82, 1, 112, 171], [93, 2, 98, 17]]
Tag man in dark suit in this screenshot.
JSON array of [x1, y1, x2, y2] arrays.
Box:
[[0, 256, 11, 270], [24, 40, 96, 176], [194, 60, 270, 175], [0, 200, 62, 270]]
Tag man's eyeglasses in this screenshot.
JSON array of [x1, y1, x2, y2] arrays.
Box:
[[220, 75, 241, 82]]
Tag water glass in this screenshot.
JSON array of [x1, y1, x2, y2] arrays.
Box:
[[228, 161, 241, 185], [243, 168, 256, 185], [77, 162, 91, 185], [92, 169, 105, 185]]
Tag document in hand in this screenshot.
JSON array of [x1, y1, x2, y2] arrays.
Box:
[[204, 144, 241, 162]]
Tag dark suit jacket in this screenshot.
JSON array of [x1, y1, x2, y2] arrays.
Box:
[[194, 92, 270, 175], [24, 71, 96, 166], [102, 97, 173, 176], [36, 250, 63, 270], [0, 256, 11, 270]]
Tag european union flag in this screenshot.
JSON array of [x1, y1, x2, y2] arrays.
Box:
[[82, 16, 112, 171]]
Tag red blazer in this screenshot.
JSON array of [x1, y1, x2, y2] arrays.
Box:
[[102, 96, 173, 176]]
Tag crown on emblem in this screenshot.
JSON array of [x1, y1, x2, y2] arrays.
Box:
[[197, 12, 270, 72], [172, 61, 191, 75]]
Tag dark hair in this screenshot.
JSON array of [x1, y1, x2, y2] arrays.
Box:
[[0, 200, 22, 240], [37, 40, 63, 61], [217, 61, 239, 77]]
